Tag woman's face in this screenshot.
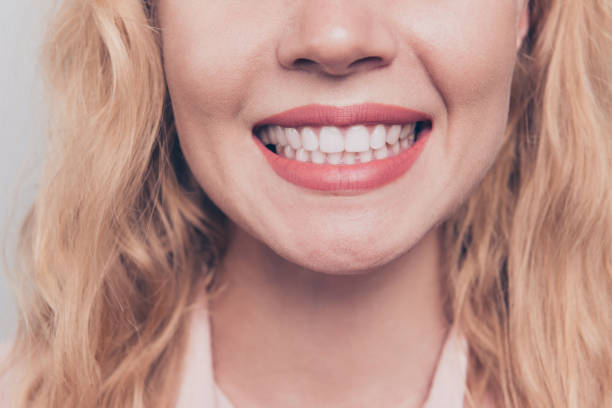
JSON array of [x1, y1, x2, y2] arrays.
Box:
[[159, 1, 528, 273]]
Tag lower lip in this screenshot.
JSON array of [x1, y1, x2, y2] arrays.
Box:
[[254, 130, 431, 192]]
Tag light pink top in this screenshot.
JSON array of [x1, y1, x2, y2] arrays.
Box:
[[175, 306, 469, 408]]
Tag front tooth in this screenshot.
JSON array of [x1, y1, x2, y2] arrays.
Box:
[[370, 125, 386, 149], [343, 152, 356, 164], [374, 146, 388, 160], [319, 126, 344, 153], [386, 125, 401, 144], [327, 152, 342, 164], [296, 148, 310, 162], [286, 128, 301, 149], [345, 125, 370, 152], [359, 150, 373, 163], [301, 127, 319, 151], [399, 123, 415, 140], [283, 145, 295, 159], [275, 126, 288, 145], [311, 150, 325, 164]]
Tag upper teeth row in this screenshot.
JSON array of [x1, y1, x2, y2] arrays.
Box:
[[259, 124, 417, 154]]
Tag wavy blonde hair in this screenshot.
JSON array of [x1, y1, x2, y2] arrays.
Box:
[[2, 0, 611, 406]]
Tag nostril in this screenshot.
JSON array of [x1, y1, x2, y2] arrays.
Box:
[[292, 56, 386, 76], [293, 58, 317, 70], [349, 56, 382, 68]]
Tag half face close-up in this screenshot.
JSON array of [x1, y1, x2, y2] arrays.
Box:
[[159, 0, 528, 274]]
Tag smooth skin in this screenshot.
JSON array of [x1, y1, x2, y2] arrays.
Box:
[[159, 1, 529, 406]]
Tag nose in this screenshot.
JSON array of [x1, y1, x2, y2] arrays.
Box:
[[277, 1, 398, 77]]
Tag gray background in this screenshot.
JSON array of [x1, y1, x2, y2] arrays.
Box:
[[1, 1, 50, 341]]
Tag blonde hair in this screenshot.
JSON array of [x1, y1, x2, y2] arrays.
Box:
[[2, 0, 611, 406]]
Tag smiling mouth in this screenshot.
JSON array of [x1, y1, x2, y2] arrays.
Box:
[[254, 121, 431, 165], [251, 103, 433, 191]]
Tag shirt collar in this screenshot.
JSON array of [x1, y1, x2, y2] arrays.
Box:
[[176, 305, 468, 408]]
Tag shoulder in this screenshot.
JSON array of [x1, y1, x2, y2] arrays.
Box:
[[0, 340, 19, 408]]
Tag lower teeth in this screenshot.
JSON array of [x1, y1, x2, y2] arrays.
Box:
[[266, 132, 420, 165]]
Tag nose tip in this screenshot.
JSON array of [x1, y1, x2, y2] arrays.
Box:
[[277, 3, 397, 77]]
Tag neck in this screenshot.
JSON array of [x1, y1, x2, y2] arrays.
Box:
[[208, 224, 450, 408]]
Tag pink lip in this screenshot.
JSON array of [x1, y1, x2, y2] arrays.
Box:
[[253, 103, 430, 129], [253, 103, 432, 192]]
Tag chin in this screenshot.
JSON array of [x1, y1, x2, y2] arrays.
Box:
[[246, 204, 443, 275], [272, 231, 416, 275]]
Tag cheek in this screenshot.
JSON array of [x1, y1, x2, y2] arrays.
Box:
[[404, 1, 519, 168], [160, 4, 277, 201], [160, 2, 278, 128], [407, 2, 519, 106], [386, 1, 520, 220]]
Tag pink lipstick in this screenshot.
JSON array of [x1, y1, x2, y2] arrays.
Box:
[[253, 103, 429, 128]]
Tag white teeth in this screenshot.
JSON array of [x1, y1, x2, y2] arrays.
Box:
[[359, 150, 373, 163], [262, 122, 424, 164], [327, 152, 342, 164], [370, 125, 386, 149], [374, 145, 388, 160], [400, 137, 413, 150], [399, 123, 415, 140], [296, 148, 309, 162], [386, 124, 401, 144], [390, 141, 401, 156], [274, 126, 288, 146], [344, 125, 371, 152], [301, 127, 319, 151], [283, 145, 295, 159], [343, 152, 356, 165], [311, 150, 325, 164], [286, 128, 301, 149], [261, 132, 271, 145], [268, 128, 278, 144], [319, 126, 344, 153]]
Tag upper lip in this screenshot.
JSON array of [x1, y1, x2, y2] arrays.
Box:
[[253, 103, 432, 131]]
